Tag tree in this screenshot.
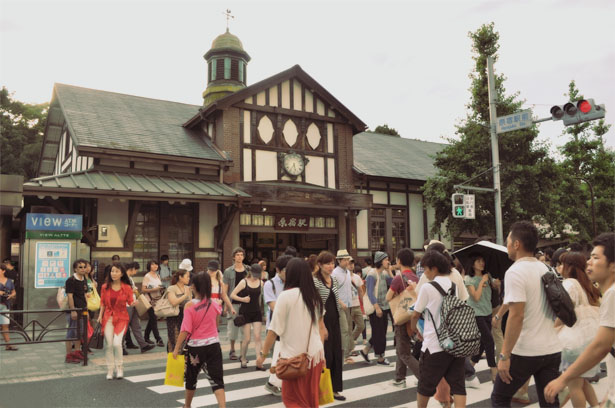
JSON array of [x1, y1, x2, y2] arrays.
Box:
[[373, 124, 400, 136], [0, 87, 48, 179], [553, 80, 614, 241], [422, 23, 561, 241]]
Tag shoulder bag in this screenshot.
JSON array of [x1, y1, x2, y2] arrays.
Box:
[[275, 314, 313, 380], [542, 266, 577, 327], [361, 270, 380, 315], [86, 281, 101, 311], [154, 289, 180, 318], [389, 275, 418, 325]]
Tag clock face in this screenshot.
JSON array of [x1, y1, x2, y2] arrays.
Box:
[[283, 153, 305, 176]]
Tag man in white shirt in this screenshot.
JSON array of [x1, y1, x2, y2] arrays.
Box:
[[544, 232, 615, 407], [332, 249, 353, 364], [262, 255, 292, 397], [410, 250, 466, 408], [491, 221, 562, 407]]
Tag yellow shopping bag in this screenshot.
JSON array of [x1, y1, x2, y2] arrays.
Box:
[[164, 352, 185, 387], [319, 367, 334, 405]]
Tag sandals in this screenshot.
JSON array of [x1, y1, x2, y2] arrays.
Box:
[[5, 346, 18, 351], [359, 349, 370, 363], [229, 350, 238, 360], [240, 359, 248, 369], [255, 365, 267, 371], [345, 357, 355, 364]]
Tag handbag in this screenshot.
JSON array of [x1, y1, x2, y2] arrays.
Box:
[[275, 317, 313, 380], [233, 314, 247, 327], [86, 286, 101, 312], [389, 275, 418, 326], [135, 294, 152, 317], [318, 368, 334, 405], [542, 267, 577, 327], [362, 271, 380, 315], [56, 287, 68, 309], [154, 290, 180, 318], [89, 322, 104, 349]]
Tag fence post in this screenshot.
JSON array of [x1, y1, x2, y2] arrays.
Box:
[[81, 309, 89, 366]]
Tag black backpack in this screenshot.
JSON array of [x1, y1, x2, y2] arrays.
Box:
[[541, 266, 577, 327]]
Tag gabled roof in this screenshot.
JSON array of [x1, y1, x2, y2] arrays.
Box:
[[353, 132, 447, 182], [23, 169, 249, 201], [52, 83, 227, 162], [186, 65, 367, 132]]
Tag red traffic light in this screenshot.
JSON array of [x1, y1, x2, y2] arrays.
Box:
[[577, 99, 592, 113]]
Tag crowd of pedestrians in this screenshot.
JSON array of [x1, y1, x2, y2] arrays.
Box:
[[0, 221, 608, 408]]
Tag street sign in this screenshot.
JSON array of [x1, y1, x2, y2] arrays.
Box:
[[496, 109, 532, 134], [26, 213, 82, 232], [464, 194, 475, 219]]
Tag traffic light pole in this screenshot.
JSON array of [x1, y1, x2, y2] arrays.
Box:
[[487, 56, 504, 246]]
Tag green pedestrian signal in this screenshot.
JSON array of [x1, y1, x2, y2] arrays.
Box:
[[452, 193, 466, 218]]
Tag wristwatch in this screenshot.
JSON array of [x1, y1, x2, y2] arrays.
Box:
[[259, 350, 267, 358], [494, 315, 500, 321], [498, 353, 509, 361]]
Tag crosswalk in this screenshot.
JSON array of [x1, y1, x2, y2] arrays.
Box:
[[124, 338, 609, 408]]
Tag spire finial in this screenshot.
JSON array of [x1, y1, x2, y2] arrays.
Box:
[[223, 9, 234, 31]]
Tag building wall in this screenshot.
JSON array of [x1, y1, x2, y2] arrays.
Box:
[[95, 199, 129, 248]]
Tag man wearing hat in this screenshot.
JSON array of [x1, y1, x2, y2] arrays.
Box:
[[332, 249, 354, 364]]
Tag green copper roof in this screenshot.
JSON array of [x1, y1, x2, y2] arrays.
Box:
[[212, 29, 244, 52], [205, 29, 250, 61]]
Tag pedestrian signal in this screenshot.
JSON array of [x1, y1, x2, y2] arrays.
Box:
[[550, 99, 606, 126], [452, 194, 465, 219]]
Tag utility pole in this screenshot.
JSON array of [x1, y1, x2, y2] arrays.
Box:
[[487, 56, 504, 246]]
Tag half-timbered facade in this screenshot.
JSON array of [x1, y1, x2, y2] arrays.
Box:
[[20, 29, 447, 282]]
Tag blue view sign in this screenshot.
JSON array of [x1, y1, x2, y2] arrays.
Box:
[[26, 213, 83, 232]]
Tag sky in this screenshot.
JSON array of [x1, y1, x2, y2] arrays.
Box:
[[1, 0, 614, 152]]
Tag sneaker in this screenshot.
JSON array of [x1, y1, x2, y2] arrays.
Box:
[[126, 344, 139, 349], [72, 350, 85, 360], [465, 376, 481, 389], [264, 382, 282, 397], [392, 379, 406, 388], [376, 358, 390, 366], [156, 339, 165, 347], [65, 353, 81, 364], [141, 344, 155, 353], [145, 339, 154, 345]]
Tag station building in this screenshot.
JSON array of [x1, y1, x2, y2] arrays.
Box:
[[17, 29, 449, 281]]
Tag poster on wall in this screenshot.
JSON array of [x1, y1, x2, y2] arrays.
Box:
[[35, 242, 71, 288]]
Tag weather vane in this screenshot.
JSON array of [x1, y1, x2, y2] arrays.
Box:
[[223, 9, 234, 31]]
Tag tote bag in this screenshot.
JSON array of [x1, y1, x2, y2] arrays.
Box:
[[86, 286, 101, 312], [319, 368, 334, 405], [164, 353, 185, 387], [154, 291, 180, 318]]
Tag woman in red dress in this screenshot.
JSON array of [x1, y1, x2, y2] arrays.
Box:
[[98, 263, 134, 380]]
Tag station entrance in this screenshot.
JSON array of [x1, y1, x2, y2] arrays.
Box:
[[239, 232, 336, 275]]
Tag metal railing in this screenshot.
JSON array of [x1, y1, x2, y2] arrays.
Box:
[[0, 308, 89, 366]]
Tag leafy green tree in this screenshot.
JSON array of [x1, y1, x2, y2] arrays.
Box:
[[423, 23, 560, 241], [373, 124, 400, 136], [0, 87, 48, 179], [554, 80, 614, 241]]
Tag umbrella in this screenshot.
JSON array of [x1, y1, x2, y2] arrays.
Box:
[[452, 240, 513, 280]]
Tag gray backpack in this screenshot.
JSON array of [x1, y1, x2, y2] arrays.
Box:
[[425, 281, 481, 358]]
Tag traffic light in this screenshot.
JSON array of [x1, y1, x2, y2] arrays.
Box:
[[452, 193, 465, 218], [550, 99, 606, 126]]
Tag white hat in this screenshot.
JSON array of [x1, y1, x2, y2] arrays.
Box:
[[178, 258, 193, 272], [336, 249, 352, 259]]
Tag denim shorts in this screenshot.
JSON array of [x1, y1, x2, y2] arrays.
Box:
[[65, 313, 85, 340]]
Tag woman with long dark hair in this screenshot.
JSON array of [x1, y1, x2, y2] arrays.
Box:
[[556, 251, 601, 408], [141, 260, 164, 347], [256, 257, 325, 407], [98, 263, 134, 379], [313, 251, 346, 401], [464, 253, 498, 381], [173, 272, 226, 408], [166, 269, 193, 353]]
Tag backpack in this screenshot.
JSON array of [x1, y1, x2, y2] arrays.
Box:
[[424, 281, 481, 358], [541, 266, 577, 327]]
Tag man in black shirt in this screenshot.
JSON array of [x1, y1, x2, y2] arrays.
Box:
[[65, 259, 88, 364]]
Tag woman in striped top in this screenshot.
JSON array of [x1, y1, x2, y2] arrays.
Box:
[[313, 250, 346, 401]]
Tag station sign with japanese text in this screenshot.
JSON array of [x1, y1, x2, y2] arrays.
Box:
[[496, 109, 533, 134], [274, 215, 309, 230]]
